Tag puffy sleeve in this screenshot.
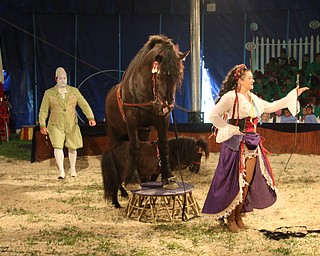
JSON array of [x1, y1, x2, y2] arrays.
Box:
[[253, 88, 299, 116], [208, 92, 240, 143]]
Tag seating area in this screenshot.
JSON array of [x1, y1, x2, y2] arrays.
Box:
[[253, 50, 320, 121]]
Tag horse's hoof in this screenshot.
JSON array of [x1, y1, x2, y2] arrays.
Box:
[[162, 177, 179, 190], [125, 183, 142, 191], [163, 182, 179, 189], [113, 203, 122, 208]]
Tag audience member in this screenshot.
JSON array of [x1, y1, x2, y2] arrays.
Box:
[[309, 53, 320, 88], [308, 95, 320, 117], [277, 48, 289, 68], [253, 77, 264, 95], [265, 57, 278, 74], [278, 84, 289, 98], [304, 105, 317, 123], [280, 108, 297, 123], [260, 113, 270, 123], [299, 107, 307, 123]]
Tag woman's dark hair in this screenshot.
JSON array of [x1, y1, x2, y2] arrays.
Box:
[[216, 64, 250, 103]]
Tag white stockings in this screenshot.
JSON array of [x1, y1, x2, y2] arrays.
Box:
[[54, 148, 65, 179], [54, 148, 77, 179], [68, 149, 77, 177]]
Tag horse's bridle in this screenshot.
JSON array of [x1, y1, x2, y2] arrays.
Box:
[[116, 60, 175, 122], [188, 146, 204, 173]]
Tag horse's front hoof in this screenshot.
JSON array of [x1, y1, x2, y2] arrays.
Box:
[[125, 183, 142, 191], [162, 177, 179, 190]]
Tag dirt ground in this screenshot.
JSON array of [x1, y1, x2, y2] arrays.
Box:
[[1, 153, 320, 256]]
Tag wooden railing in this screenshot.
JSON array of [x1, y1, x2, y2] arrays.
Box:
[[251, 35, 320, 72], [32, 123, 320, 162]]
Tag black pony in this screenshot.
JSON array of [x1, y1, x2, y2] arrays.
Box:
[[105, 35, 189, 190], [101, 136, 209, 208]]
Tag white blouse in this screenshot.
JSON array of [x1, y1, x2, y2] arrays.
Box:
[[209, 89, 299, 143]]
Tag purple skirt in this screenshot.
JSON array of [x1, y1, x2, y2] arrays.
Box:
[[202, 133, 277, 218]]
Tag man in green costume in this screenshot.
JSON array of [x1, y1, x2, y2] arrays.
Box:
[[39, 67, 96, 179]]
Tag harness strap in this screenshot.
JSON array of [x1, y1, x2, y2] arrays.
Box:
[[115, 60, 175, 120], [152, 61, 159, 102], [192, 146, 203, 165], [116, 86, 127, 122]]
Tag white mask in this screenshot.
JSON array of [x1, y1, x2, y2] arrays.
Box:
[[56, 75, 67, 88]]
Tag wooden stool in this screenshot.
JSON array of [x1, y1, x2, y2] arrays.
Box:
[[125, 182, 200, 223]]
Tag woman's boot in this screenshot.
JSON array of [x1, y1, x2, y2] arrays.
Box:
[[227, 210, 239, 233], [235, 203, 245, 229]]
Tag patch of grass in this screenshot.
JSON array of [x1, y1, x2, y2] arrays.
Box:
[[270, 246, 292, 255], [58, 196, 91, 205], [30, 226, 129, 255], [84, 183, 103, 193], [129, 248, 149, 256], [97, 239, 113, 253], [154, 221, 224, 246], [164, 241, 185, 250], [39, 225, 95, 246], [27, 214, 48, 223], [297, 176, 317, 184], [6, 207, 30, 215], [0, 133, 32, 161]]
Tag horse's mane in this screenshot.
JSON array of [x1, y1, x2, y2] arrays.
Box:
[[168, 136, 209, 165], [121, 34, 183, 91]]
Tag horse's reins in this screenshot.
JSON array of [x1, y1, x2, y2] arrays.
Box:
[[190, 147, 203, 168], [281, 74, 300, 179], [171, 109, 188, 221], [116, 60, 174, 122]]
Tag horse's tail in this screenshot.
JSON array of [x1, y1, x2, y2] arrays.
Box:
[[101, 149, 118, 200]]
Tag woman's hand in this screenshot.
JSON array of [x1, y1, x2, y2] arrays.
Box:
[[296, 86, 309, 97]]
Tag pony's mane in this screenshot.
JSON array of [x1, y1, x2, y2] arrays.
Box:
[[168, 136, 209, 165], [121, 34, 182, 91]]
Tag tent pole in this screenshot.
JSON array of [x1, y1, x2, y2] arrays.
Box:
[[74, 13, 78, 86], [190, 0, 201, 117], [118, 14, 122, 82], [243, 12, 247, 65], [32, 13, 38, 123], [159, 13, 163, 34]]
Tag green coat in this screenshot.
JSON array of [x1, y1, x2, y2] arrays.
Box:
[[38, 85, 95, 149]]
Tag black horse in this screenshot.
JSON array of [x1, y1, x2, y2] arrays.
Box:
[[101, 136, 209, 208], [105, 34, 189, 190]]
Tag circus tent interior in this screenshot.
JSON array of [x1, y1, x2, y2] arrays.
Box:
[[0, 0, 320, 130]]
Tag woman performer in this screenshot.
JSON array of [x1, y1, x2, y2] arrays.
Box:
[[202, 64, 308, 232]]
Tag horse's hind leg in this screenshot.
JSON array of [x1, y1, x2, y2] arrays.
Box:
[[111, 186, 128, 208], [125, 130, 142, 190], [120, 185, 129, 198], [112, 189, 122, 208]]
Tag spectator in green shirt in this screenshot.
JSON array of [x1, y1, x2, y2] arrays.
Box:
[[309, 53, 320, 88]]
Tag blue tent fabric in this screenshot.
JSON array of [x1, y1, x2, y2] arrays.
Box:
[[0, 0, 320, 129]]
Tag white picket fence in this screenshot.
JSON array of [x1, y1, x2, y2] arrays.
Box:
[[250, 35, 320, 73]]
